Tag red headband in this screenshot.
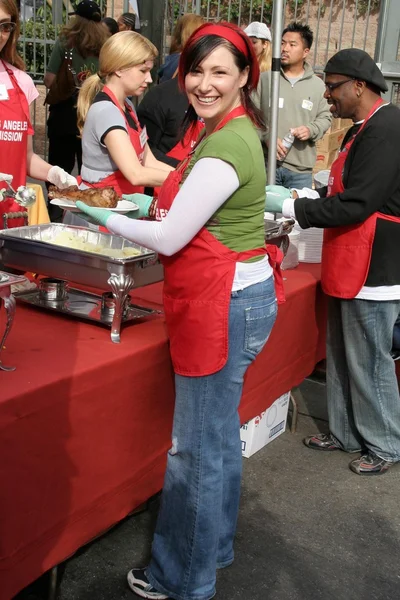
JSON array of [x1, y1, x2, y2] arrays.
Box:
[[190, 23, 250, 58], [179, 22, 259, 91]]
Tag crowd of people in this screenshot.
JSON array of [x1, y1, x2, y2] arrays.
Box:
[[1, 1, 400, 598]]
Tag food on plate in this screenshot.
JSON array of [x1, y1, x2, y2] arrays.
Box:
[[48, 185, 119, 208], [47, 231, 141, 258]]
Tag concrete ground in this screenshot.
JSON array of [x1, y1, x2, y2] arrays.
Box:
[[16, 375, 400, 600]]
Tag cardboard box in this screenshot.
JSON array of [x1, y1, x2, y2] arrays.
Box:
[[339, 118, 353, 129], [314, 149, 337, 170], [329, 117, 342, 132], [240, 392, 290, 458], [316, 127, 349, 153]]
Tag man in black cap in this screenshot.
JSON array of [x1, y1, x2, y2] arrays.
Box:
[[265, 48, 400, 476]]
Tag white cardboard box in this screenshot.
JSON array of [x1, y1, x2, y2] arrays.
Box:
[[240, 392, 290, 458]]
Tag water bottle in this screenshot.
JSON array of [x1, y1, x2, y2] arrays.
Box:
[[282, 130, 295, 152]]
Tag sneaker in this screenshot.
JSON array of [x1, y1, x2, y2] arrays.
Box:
[[303, 433, 341, 451], [349, 452, 395, 476], [127, 569, 168, 599], [390, 349, 400, 361]]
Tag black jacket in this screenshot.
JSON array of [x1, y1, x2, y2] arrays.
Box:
[[295, 103, 400, 287], [137, 77, 189, 168]]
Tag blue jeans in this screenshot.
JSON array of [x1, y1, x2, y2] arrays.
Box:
[[276, 165, 313, 189], [327, 297, 400, 461], [147, 276, 278, 600]]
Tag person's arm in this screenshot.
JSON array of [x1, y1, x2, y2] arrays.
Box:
[[259, 71, 270, 146], [295, 132, 400, 229], [142, 144, 175, 172], [305, 93, 332, 141], [104, 129, 171, 187], [102, 158, 240, 255], [26, 137, 77, 186], [44, 39, 63, 87], [26, 137, 52, 180]]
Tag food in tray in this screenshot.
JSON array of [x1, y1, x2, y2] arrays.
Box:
[[48, 185, 119, 208], [47, 231, 141, 258]]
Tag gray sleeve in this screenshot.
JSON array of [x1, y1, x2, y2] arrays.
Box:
[[259, 71, 271, 144], [86, 101, 128, 146]]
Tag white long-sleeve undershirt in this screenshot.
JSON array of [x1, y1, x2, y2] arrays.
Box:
[[107, 157, 240, 256]]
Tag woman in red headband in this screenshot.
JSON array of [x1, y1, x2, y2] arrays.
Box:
[[77, 22, 283, 600]]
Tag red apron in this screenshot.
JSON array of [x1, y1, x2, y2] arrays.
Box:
[[321, 99, 400, 298], [80, 86, 146, 196], [153, 119, 204, 198], [0, 60, 33, 228], [167, 119, 204, 162], [157, 106, 284, 376]]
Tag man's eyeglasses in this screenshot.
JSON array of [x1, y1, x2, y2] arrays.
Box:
[[0, 22, 16, 34], [325, 78, 355, 93]]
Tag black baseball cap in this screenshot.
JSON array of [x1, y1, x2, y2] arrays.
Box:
[[324, 48, 388, 92], [69, 1, 102, 22]]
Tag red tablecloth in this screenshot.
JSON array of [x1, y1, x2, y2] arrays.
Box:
[[0, 263, 326, 599]]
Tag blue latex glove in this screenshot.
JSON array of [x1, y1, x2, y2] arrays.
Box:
[[122, 193, 153, 219], [265, 185, 292, 213], [75, 201, 114, 227]]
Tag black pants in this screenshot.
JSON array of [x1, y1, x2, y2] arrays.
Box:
[[47, 134, 82, 176], [46, 134, 82, 221]]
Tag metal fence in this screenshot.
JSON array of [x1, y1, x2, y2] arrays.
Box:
[[164, 0, 382, 72], [17, 0, 382, 157]]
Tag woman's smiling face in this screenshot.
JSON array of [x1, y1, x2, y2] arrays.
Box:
[[185, 44, 249, 133]]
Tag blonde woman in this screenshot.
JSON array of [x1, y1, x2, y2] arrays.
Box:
[[244, 22, 272, 72], [76, 31, 173, 199], [158, 13, 204, 82]]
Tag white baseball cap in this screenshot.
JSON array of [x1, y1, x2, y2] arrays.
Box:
[[244, 22, 272, 42]]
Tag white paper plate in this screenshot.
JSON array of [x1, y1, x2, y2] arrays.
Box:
[[50, 198, 138, 214]]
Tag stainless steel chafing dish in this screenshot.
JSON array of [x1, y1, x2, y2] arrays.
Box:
[[0, 224, 164, 343], [264, 217, 295, 255]]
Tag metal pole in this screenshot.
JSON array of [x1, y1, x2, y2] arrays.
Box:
[[195, 0, 201, 15], [374, 0, 390, 62], [267, 0, 284, 186]]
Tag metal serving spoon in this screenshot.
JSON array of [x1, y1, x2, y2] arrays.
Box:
[[0, 173, 36, 208]]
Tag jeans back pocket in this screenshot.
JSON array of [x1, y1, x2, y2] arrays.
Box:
[[244, 299, 278, 357]]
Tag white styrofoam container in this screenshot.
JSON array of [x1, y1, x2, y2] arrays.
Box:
[[240, 392, 290, 458]]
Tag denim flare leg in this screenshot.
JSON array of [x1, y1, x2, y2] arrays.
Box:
[[327, 297, 400, 460], [146, 276, 278, 600]]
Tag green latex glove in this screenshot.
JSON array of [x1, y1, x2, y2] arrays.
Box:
[[75, 201, 114, 227], [265, 185, 292, 213], [122, 193, 153, 218]]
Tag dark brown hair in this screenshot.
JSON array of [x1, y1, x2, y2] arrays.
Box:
[[60, 14, 108, 58], [179, 27, 265, 131]]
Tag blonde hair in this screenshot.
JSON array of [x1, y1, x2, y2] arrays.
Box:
[[0, 0, 24, 69], [259, 40, 272, 72], [77, 31, 158, 132], [169, 13, 204, 53], [60, 15, 108, 58]]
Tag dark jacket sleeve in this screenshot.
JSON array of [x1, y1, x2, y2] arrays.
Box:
[[295, 128, 400, 229], [137, 88, 180, 167]]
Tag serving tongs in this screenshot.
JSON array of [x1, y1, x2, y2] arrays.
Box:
[[0, 173, 37, 208]]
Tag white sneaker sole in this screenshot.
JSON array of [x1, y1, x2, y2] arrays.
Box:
[[127, 570, 168, 599]]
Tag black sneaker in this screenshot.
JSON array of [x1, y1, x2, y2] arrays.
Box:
[[303, 433, 341, 451], [127, 569, 168, 599], [349, 452, 395, 476]]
